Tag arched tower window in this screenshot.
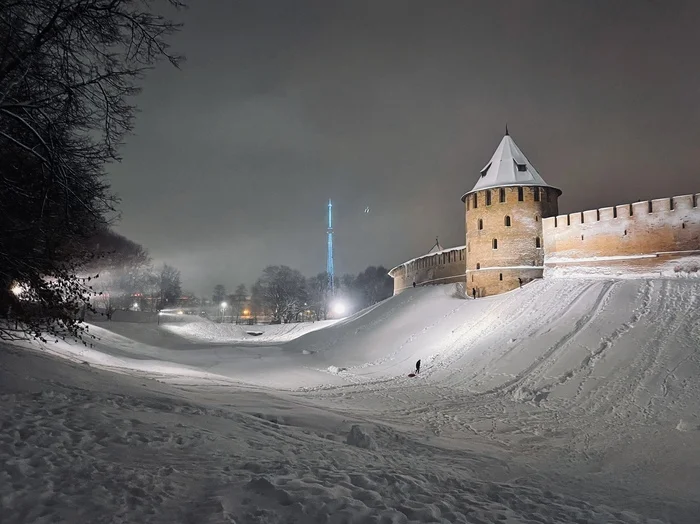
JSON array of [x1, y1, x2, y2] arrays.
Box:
[[473, 194, 478, 209], [504, 216, 511, 226], [518, 187, 524, 201], [499, 273, 503, 281], [492, 239, 498, 249], [535, 237, 541, 248], [486, 190, 492, 206], [534, 188, 540, 202], [476, 263, 480, 269], [478, 219, 483, 230], [499, 188, 506, 203]]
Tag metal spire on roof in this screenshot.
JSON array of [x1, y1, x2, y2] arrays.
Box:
[[427, 236, 443, 254], [505, 123, 509, 136]]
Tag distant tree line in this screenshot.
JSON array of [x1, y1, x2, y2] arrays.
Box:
[[211, 265, 393, 324], [79, 229, 186, 318]]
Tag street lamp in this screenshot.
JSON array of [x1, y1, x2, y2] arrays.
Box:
[[220, 301, 227, 322], [332, 300, 346, 316]]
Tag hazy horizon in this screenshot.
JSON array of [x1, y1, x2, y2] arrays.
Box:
[[107, 1, 700, 295]]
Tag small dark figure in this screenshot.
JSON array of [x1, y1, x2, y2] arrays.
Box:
[[472, 288, 476, 299], [518, 277, 522, 288], [412, 281, 416, 288], [415, 359, 421, 374]]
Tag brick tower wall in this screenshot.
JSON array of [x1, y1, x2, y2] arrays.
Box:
[[465, 186, 560, 297]]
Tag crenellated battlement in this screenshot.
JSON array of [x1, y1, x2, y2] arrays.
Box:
[[388, 246, 467, 293], [543, 193, 700, 269], [544, 194, 700, 231], [386, 128, 700, 295]]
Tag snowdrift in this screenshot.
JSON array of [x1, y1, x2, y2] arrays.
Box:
[[4, 278, 700, 522]]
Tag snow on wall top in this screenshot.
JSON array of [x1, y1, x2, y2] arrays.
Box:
[[542, 193, 700, 231], [462, 133, 559, 199], [542, 193, 700, 262], [388, 245, 465, 276]]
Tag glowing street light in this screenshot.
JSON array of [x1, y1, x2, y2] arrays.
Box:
[[220, 301, 227, 323], [332, 301, 346, 316], [11, 283, 23, 296]]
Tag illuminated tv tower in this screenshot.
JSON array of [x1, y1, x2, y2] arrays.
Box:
[[327, 199, 335, 295]]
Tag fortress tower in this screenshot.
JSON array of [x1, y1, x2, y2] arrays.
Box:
[[462, 130, 561, 297]]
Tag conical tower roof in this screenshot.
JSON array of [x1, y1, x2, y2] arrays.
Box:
[[461, 132, 560, 201]]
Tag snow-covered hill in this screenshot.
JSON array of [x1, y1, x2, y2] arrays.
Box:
[[2, 278, 699, 523]]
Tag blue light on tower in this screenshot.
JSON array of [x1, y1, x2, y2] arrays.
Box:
[[327, 199, 334, 295]]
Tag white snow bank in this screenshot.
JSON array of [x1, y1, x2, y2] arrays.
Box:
[[162, 318, 340, 344], [0, 347, 676, 523]]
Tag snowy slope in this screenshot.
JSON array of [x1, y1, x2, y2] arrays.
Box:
[[162, 318, 340, 344], [2, 278, 700, 522], [0, 345, 676, 524], [90, 316, 340, 346]]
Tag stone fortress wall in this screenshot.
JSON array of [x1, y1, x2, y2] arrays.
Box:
[[387, 131, 700, 296], [543, 193, 700, 277], [388, 246, 466, 294], [390, 192, 700, 295]]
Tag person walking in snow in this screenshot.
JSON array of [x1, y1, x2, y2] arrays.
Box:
[[518, 277, 522, 288], [415, 359, 421, 374], [472, 288, 476, 299], [412, 281, 416, 288]]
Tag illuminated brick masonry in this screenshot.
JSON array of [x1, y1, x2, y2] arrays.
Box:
[[389, 130, 700, 297]]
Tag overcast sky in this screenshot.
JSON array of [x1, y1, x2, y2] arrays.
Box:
[[108, 0, 700, 295]]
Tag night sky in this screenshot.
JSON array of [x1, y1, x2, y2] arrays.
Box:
[[109, 0, 700, 295]]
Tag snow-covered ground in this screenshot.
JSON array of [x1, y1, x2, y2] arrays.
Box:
[[2, 278, 699, 523], [161, 316, 341, 344]]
